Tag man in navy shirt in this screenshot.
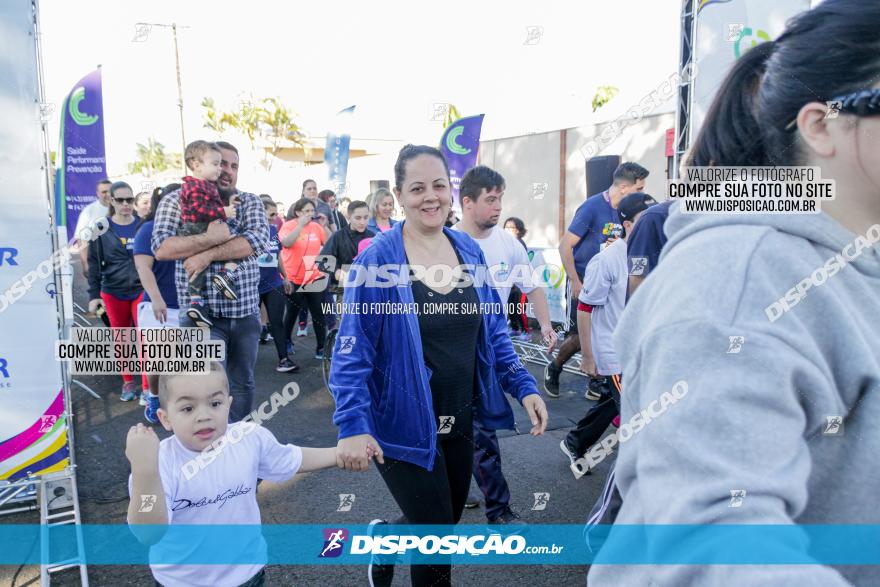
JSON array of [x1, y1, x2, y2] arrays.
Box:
[[546, 162, 649, 397], [626, 199, 674, 298]]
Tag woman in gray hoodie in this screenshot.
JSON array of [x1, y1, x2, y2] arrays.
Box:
[[589, 1, 880, 585]]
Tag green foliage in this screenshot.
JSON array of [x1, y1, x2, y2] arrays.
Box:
[[128, 137, 178, 176], [201, 95, 305, 170], [592, 86, 620, 113], [441, 104, 462, 129]]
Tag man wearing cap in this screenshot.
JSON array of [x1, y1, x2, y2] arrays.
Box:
[[559, 192, 657, 475]]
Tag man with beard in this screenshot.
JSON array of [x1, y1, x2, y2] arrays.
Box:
[[152, 141, 269, 423], [452, 165, 557, 524]]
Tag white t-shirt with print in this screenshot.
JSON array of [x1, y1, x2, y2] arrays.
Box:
[[127, 423, 303, 587], [577, 237, 627, 376], [453, 225, 535, 316]]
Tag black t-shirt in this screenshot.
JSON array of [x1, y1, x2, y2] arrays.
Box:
[[409, 244, 481, 439]]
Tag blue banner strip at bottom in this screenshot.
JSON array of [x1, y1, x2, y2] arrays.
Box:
[[3, 525, 880, 565]]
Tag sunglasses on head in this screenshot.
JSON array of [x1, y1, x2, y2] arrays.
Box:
[[786, 88, 880, 131], [113, 197, 134, 204]]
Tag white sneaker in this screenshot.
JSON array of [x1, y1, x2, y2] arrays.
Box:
[[296, 325, 308, 337], [367, 519, 394, 587]]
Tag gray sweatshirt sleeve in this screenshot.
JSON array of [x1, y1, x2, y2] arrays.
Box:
[[594, 319, 853, 586]]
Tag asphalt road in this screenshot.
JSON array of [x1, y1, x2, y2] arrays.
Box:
[[2, 267, 611, 587]]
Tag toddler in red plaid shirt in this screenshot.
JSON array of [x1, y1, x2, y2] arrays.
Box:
[[179, 140, 239, 327]]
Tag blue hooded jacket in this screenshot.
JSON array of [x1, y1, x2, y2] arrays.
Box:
[[367, 217, 398, 235], [328, 221, 540, 471]]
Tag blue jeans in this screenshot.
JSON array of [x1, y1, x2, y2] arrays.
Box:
[[472, 420, 511, 521], [180, 312, 261, 423]]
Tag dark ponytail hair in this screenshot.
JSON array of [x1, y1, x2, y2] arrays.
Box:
[[393, 144, 450, 191], [687, 0, 880, 167]]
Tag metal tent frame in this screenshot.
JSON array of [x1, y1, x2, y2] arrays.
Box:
[[0, 1, 89, 584], [672, 0, 698, 179]]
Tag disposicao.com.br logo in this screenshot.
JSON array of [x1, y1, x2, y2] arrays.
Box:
[[320, 528, 562, 557]]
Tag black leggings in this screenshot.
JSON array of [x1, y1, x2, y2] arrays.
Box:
[[283, 285, 326, 351], [260, 287, 288, 360], [376, 434, 474, 587], [507, 286, 525, 332]]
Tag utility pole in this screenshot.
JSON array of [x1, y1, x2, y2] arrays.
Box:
[[136, 22, 189, 174], [172, 23, 185, 164]]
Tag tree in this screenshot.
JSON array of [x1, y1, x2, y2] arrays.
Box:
[[592, 85, 619, 112], [128, 137, 177, 176], [441, 103, 462, 129], [201, 95, 305, 170]]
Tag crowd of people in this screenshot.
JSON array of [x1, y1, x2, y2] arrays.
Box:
[[74, 1, 880, 584]]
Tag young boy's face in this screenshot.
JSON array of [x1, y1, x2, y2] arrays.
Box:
[[192, 150, 222, 183], [349, 206, 370, 232], [157, 370, 232, 452]]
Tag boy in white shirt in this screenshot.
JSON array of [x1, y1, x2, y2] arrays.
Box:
[[452, 165, 557, 524], [559, 193, 656, 477], [126, 363, 341, 586]]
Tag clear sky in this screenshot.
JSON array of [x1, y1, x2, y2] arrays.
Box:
[[40, 0, 683, 174]]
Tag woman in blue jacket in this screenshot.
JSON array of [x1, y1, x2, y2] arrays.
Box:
[[329, 144, 548, 587]]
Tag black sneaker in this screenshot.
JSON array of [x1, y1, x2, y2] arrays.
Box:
[[259, 326, 270, 345], [560, 439, 591, 478], [560, 438, 578, 466], [490, 508, 524, 525], [367, 519, 394, 587], [585, 376, 606, 400], [186, 302, 213, 328], [276, 357, 300, 373], [543, 362, 561, 397], [488, 507, 528, 536], [212, 271, 239, 300], [465, 491, 481, 509]]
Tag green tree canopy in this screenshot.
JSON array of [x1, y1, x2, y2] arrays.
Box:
[[128, 137, 179, 176], [201, 95, 305, 170]]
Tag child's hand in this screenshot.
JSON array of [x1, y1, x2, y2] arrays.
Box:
[[223, 205, 237, 219], [126, 424, 160, 473]]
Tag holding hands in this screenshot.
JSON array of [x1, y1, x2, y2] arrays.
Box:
[[336, 434, 384, 472]]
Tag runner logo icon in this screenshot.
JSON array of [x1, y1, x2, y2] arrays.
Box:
[[338, 336, 356, 355], [38, 415, 57, 433], [726, 336, 745, 354], [531, 492, 550, 510], [728, 489, 747, 508], [337, 494, 355, 512], [319, 528, 348, 558], [823, 416, 844, 436], [437, 416, 455, 434], [138, 495, 157, 513], [629, 257, 647, 276]]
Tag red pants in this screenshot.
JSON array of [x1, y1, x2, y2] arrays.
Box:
[[100, 292, 148, 390]]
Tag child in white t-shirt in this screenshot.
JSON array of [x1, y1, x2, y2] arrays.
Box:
[[125, 363, 339, 587]]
